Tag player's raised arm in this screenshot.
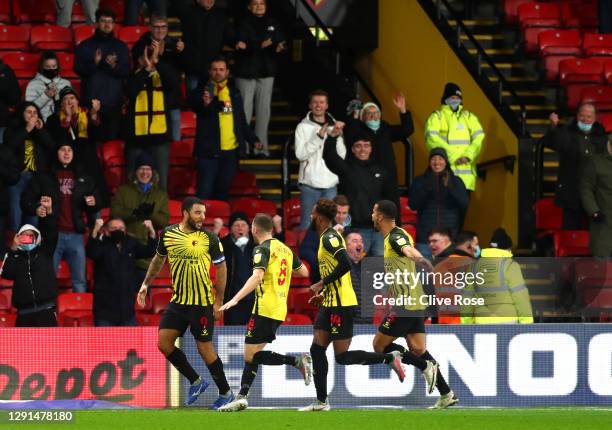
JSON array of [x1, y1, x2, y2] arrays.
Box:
[[220, 268, 265, 311], [402, 245, 434, 271]]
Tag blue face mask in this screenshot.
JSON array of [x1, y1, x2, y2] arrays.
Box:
[[19, 244, 37, 252], [365, 119, 380, 131], [577, 121, 593, 132], [446, 98, 461, 111], [474, 245, 481, 258]]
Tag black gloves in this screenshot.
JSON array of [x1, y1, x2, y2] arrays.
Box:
[[133, 202, 155, 220]]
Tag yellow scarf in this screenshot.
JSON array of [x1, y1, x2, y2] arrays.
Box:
[[23, 139, 36, 172], [60, 109, 88, 140], [215, 79, 237, 151], [134, 71, 167, 137]]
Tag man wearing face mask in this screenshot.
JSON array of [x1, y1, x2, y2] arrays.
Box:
[[221, 212, 256, 325], [542, 103, 607, 229], [87, 217, 157, 326], [0, 223, 58, 327], [25, 51, 72, 121], [425, 83, 484, 195]]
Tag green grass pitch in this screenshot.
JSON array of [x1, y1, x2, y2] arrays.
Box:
[[3, 408, 610, 430]]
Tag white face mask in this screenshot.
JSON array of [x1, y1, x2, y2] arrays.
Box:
[[234, 236, 249, 248]]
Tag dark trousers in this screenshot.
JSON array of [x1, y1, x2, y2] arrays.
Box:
[[600, 0, 612, 33], [196, 149, 238, 201], [124, 0, 167, 25], [16, 308, 57, 327], [101, 109, 123, 142], [562, 207, 587, 230]]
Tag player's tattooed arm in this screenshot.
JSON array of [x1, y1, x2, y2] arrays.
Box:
[[137, 254, 167, 307], [213, 262, 227, 320]]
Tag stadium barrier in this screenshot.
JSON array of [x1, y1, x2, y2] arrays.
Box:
[[1, 324, 611, 408]]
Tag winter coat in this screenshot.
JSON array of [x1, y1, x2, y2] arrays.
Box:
[[21, 162, 100, 234], [234, 13, 285, 79], [0, 60, 20, 128], [323, 135, 397, 229], [86, 233, 156, 323], [25, 74, 72, 121], [74, 31, 130, 108], [542, 119, 607, 210], [409, 167, 469, 244], [294, 112, 345, 189], [0, 222, 58, 310], [188, 81, 259, 157], [177, 3, 234, 76], [581, 150, 612, 257], [221, 234, 256, 325], [4, 125, 55, 174], [0, 144, 20, 215]]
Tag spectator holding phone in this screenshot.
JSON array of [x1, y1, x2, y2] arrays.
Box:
[[25, 51, 72, 121]]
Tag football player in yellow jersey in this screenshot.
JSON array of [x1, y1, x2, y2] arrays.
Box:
[[137, 197, 234, 409], [300, 199, 405, 412], [371, 200, 458, 409], [217, 214, 312, 412]]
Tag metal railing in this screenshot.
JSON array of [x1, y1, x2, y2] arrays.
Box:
[[476, 155, 517, 180], [423, 0, 529, 137]]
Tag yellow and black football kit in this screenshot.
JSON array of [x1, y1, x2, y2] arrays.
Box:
[[314, 228, 358, 340], [156, 224, 225, 342], [245, 238, 303, 344], [379, 226, 426, 337]]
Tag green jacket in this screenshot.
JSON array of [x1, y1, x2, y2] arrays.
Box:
[[461, 248, 534, 324], [425, 104, 484, 191], [110, 174, 170, 268], [580, 150, 612, 257]]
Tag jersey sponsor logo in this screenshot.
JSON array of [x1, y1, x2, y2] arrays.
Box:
[[278, 259, 287, 286], [192, 240, 197, 247]]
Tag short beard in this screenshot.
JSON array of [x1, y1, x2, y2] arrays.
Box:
[[187, 218, 200, 231], [308, 219, 317, 232]]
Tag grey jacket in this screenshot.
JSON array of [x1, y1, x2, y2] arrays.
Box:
[[25, 73, 71, 121]]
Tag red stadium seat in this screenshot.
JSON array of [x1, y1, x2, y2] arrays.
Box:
[[15, 0, 56, 23], [136, 312, 162, 326], [538, 29, 582, 81], [283, 197, 301, 231], [56, 52, 77, 79], [0, 289, 13, 312], [581, 85, 612, 111], [100, 0, 126, 23], [98, 207, 111, 223], [169, 140, 193, 159], [151, 291, 172, 314], [167, 166, 196, 198], [554, 230, 590, 257], [518, 2, 562, 54], [288, 287, 315, 319], [30, 25, 73, 52], [597, 112, 612, 132], [603, 59, 612, 83], [0, 313, 16, 327], [71, 2, 87, 24], [203, 200, 231, 225], [180, 111, 196, 138], [399, 196, 418, 225], [57, 292, 94, 327], [0, 26, 30, 50], [56, 259, 73, 289], [168, 199, 183, 225], [2, 52, 38, 78], [0, 293, 12, 313], [229, 170, 259, 198], [562, 1, 599, 31], [583, 33, 612, 57], [283, 313, 312, 325], [504, 0, 532, 24], [73, 25, 96, 46], [403, 224, 417, 242], [0, 2, 10, 23], [290, 259, 310, 287], [559, 58, 603, 87], [101, 140, 125, 164], [231, 197, 277, 219], [118, 26, 148, 49], [534, 198, 563, 238]]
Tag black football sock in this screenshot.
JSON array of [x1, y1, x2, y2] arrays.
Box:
[[335, 350, 390, 365], [384, 343, 427, 371], [253, 350, 296, 366], [206, 357, 231, 395], [239, 362, 259, 396], [421, 350, 451, 395], [310, 343, 328, 403], [166, 348, 199, 384]]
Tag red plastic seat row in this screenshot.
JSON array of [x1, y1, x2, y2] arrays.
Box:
[[10, 0, 125, 24], [519, 2, 562, 54]]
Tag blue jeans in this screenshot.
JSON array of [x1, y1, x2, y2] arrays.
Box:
[[95, 317, 137, 327], [415, 242, 433, 259], [298, 184, 337, 230], [353, 228, 384, 257], [8, 171, 38, 231], [53, 232, 87, 293], [196, 150, 237, 201], [169, 108, 181, 142]]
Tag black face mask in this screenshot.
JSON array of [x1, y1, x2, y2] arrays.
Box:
[[109, 230, 126, 244], [41, 69, 58, 80]]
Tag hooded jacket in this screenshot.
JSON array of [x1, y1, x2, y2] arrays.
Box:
[[21, 156, 100, 234], [86, 232, 156, 323], [294, 112, 345, 189], [542, 119, 607, 210], [323, 135, 396, 229], [25, 73, 72, 121], [0, 222, 58, 310], [409, 150, 469, 244]]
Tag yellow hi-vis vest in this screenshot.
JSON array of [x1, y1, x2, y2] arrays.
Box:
[[134, 71, 167, 136], [424, 104, 484, 191], [461, 248, 534, 324]]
